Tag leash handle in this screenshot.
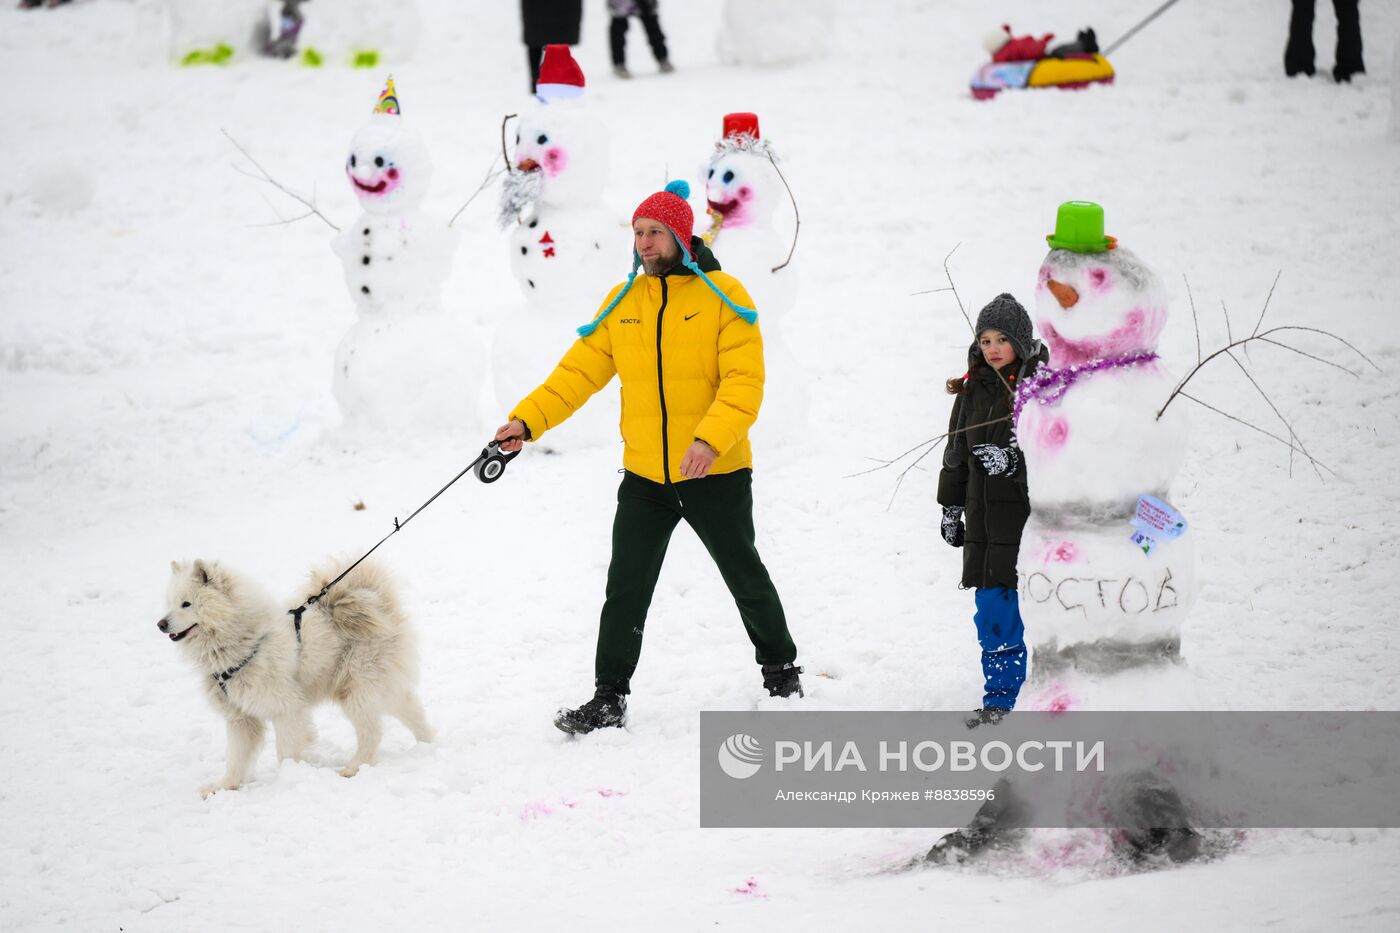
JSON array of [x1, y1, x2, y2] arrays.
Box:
[[474, 439, 520, 484]]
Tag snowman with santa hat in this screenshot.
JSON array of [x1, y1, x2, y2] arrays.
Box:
[[701, 112, 808, 444], [494, 44, 619, 446], [331, 77, 483, 435]]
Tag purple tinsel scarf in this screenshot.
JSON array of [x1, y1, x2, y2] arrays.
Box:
[[1014, 351, 1160, 423]]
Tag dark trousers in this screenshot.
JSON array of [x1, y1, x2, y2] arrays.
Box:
[[609, 13, 668, 66], [1285, 0, 1364, 78], [595, 470, 796, 692], [973, 587, 1027, 710], [526, 44, 543, 92]]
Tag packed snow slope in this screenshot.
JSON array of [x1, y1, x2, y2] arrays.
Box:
[[2, 1, 1399, 930]]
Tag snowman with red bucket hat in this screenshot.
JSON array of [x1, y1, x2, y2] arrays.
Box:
[[701, 112, 809, 445]]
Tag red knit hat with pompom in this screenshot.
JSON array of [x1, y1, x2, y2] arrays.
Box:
[[632, 180, 694, 252]]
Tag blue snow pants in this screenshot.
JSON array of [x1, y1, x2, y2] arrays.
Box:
[[974, 586, 1026, 710]]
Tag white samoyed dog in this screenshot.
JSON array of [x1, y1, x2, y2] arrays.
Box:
[[158, 557, 433, 797]]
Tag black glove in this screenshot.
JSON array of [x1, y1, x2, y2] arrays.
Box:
[[971, 443, 1019, 477], [940, 505, 965, 548]]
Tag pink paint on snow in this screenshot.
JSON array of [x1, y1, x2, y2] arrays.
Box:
[[731, 877, 768, 898], [519, 788, 627, 822], [1031, 831, 1117, 874], [519, 801, 555, 821], [1040, 305, 1166, 367], [1030, 685, 1076, 713]]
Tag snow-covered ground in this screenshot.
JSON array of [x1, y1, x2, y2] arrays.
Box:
[[3, 1, 1399, 929]]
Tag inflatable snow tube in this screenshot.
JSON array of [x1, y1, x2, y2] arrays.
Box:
[[971, 54, 1114, 100]]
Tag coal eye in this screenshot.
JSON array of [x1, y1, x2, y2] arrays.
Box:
[[374, 156, 385, 168], [349, 155, 357, 167], [707, 167, 714, 178], [537, 134, 548, 145], [723, 170, 735, 183], [181, 601, 191, 608]]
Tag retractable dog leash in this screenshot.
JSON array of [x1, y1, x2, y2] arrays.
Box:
[[286, 440, 521, 639]]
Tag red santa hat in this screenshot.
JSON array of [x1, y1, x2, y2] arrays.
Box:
[[536, 44, 585, 102]]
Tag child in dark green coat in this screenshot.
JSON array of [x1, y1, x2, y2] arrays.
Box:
[[938, 293, 1047, 726]]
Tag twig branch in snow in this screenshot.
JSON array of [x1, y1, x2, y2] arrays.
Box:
[[845, 413, 1011, 480], [1157, 325, 1379, 420], [886, 442, 943, 511], [1225, 349, 1323, 481], [500, 113, 517, 172], [1251, 270, 1282, 338], [449, 155, 507, 228], [943, 243, 970, 333], [1184, 275, 1202, 365], [1255, 336, 1361, 378], [222, 129, 339, 232], [245, 210, 317, 229], [1180, 391, 1336, 477], [766, 152, 801, 272], [1245, 270, 1282, 363]]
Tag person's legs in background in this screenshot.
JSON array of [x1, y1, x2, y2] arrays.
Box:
[[1332, 0, 1365, 81], [1285, 0, 1317, 77]]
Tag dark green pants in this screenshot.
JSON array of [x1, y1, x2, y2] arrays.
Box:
[[595, 469, 797, 692]]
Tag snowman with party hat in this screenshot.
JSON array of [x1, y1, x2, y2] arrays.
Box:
[[493, 44, 619, 446], [331, 77, 483, 434], [701, 112, 808, 444]]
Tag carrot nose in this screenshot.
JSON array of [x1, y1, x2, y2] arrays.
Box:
[[517, 158, 540, 172], [1047, 279, 1079, 309]]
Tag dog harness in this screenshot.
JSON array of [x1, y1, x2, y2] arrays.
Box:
[[212, 636, 266, 694]]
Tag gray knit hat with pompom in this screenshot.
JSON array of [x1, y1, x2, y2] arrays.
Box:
[[969, 292, 1035, 365]]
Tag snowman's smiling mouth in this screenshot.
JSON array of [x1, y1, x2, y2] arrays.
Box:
[[707, 198, 740, 217], [351, 176, 389, 194]]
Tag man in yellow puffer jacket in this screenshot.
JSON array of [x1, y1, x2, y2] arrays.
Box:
[[494, 180, 803, 734]]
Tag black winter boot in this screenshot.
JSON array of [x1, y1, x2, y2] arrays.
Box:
[[554, 686, 627, 735], [965, 707, 1009, 729], [762, 662, 804, 698]]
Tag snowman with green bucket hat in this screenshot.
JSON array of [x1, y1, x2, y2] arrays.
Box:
[[927, 201, 1211, 867]]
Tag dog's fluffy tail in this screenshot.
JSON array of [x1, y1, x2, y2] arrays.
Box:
[[307, 559, 407, 639]]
